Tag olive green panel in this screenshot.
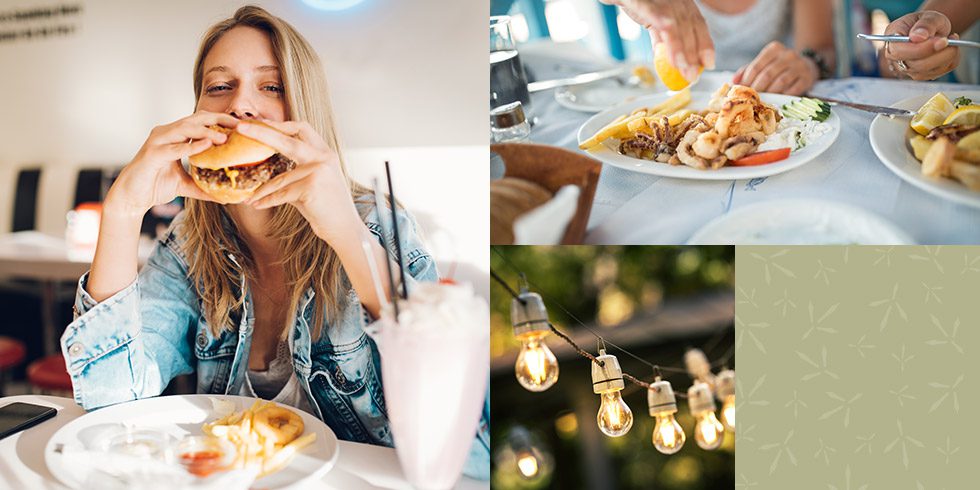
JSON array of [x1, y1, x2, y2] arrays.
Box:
[[734, 246, 980, 489]]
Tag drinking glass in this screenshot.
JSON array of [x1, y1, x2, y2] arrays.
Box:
[[490, 16, 532, 118]]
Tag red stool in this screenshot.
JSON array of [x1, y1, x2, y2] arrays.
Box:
[[27, 354, 73, 395], [0, 336, 27, 395]]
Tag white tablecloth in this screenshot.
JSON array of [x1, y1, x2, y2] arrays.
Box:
[[0, 395, 487, 490], [522, 47, 980, 244]]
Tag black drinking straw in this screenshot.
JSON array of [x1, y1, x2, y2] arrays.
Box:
[[385, 161, 409, 299], [372, 178, 400, 319]]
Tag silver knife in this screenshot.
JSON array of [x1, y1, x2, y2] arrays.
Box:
[[807, 95, 916, 118], [857, 33, 980, 49], [527, 67, 626, 93]]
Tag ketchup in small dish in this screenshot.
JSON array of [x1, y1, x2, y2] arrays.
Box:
[[176, 436, 234, 477]]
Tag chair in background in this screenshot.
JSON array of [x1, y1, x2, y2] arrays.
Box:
[[0, 336, 27, 396], [1, 168, 44, 391], [12, 168, 41, 232], [73, 167, 106, 208], [27, 354, 72, 396]]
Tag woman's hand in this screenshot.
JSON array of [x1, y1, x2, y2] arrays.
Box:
[[733, 41, 818, 95], [107, 111, 236, 216], [601, 0, 714, 81], [879, 10, 960, 80], [236, 120, 363, 246]]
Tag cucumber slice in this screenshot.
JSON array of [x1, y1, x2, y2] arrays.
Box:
[[781, 98, 832, 121], [798, 98, 825, 112], [782, 104, 811, 120]]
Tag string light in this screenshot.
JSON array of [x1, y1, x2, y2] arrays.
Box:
[[592, 346, 633, 437], [510, 428, 544, 479], [648, 377, 686, 454], [490, 255, 735, 456], [684, 348, 715, 386], [715, 369, 736, 431], [688, 382, 725, 450], [511, 290, 560, 392]]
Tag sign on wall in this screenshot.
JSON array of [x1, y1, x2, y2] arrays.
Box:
[[0, 4, 82, 43]]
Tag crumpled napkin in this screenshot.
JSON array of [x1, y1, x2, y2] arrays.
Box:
[[513, 184, 580, 244]]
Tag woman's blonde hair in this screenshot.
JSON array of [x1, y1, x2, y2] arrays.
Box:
[[183, 5, 369, 339]]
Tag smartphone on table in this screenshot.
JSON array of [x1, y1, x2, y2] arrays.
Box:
[[0, 402, 58, 440]]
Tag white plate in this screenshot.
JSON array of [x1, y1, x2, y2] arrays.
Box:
[[869, 91, 980, 209], [577, 91, 840, 180], [555, 78, 666, 113], [688, 198, 915, 245], [45, 395, 339, 489]]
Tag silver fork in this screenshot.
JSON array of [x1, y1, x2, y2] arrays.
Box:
[[857, 33, 980, 49]]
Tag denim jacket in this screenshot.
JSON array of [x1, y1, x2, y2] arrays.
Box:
[[60, 204, 490, 480]]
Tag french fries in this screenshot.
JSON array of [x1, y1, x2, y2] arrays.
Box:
[[202, 400, 316, 478], [579, 88, 692, 150]]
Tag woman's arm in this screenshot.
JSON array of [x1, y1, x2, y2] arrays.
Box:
[[233, 120, 404, 319], [331, 222, 400, 319], [86, 200, 146, 301], [87, 111, 234, 301], [64, 233, 199, 409], [921, 0, 980, 34], [793, 0, 836, 73]]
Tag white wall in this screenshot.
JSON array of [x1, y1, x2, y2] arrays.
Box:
[[0, 0, 489, 274]]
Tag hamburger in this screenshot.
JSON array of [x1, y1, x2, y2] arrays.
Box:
[[188, 123, 296, 204]]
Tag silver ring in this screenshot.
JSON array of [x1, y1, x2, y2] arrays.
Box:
[[896, 59, 908, 72]]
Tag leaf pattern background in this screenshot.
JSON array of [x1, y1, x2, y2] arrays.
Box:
[[736, 246, 980, 489]]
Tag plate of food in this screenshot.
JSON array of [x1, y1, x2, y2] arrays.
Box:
[[688, 198, 915, 245], [45, 395, 338, 489], [576, 84, 840, 180], [868, 91, 980, 208]]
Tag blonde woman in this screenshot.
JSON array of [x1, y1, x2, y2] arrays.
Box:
[[60, 5, 489, 479]]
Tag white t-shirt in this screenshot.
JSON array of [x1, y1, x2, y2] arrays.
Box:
[[695, 0, 794, 71], [239, 338, 315, 415]]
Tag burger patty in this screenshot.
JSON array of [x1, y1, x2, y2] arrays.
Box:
[[193, 153, 296, 188]]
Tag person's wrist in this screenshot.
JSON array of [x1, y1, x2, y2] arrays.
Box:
[[314, 208, 366, 250], [103, 188, 149, 221], [802, 56, 820, 83], [326, 218, 374, 260]]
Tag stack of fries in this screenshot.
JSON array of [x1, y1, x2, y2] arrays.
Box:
[[579, 88, 692, 151], [201, 400, 316, 477]]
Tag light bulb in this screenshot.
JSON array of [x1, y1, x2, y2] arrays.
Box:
[[648, 378, 685, 454], [694, 411, 725, 450], [511, 291, 560, 392], [514, 334, 559, 392], [653, 412, 686, 454], [721, 395, 735, 430], [597, 391, 633, 437], [715, 368, 736, 431], [516, 452, 539, 479]]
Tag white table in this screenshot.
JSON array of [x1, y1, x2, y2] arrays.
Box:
[[0, 232, 154, 356], [0, 395, 487, 490], [521, 43, 980, 244]]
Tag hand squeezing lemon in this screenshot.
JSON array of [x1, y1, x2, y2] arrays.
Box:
[[654, 43, 703, 91]]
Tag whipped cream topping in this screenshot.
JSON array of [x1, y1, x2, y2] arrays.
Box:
[[394, 281, 489, 333]]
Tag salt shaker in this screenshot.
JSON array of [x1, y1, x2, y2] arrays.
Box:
[[490, 101, 530, 179]]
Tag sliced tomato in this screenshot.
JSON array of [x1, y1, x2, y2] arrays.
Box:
[[731, 148, 791, 166]]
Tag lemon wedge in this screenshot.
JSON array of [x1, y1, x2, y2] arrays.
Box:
[[910, 92, 954, 136], [942, 105, 980, 127], [653, 43, 702, 91]]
